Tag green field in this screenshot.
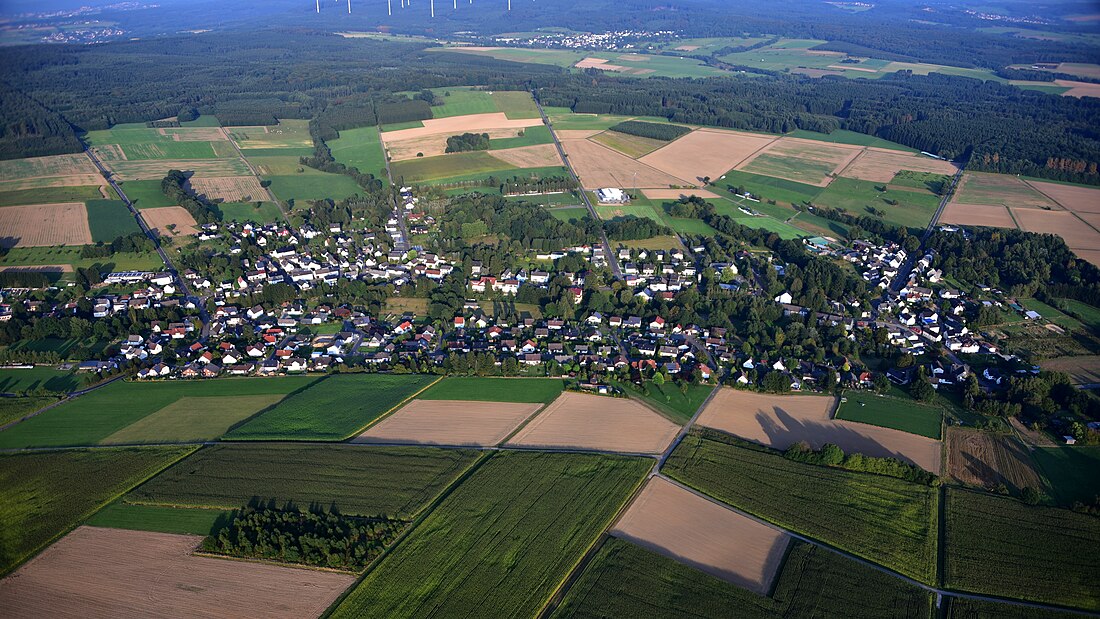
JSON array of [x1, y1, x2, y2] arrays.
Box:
[[1019, 298, 1084, 331], [835, 391, 943, 439], [491, 90, 541, 119], [789, 209, 851, 238], [217, 201, 284, 223], [944, 487, 1100, 610], [890, 170, 951, 193], [553, 537, 933, 619], [664, 431, 939, 583], [729, 214, 808, 239], [815, 176, 941, 230], [0, 396, 56, 427], [716, 169, 823, 206], [265, 173, 363, 202], [380, 120, 424, 132], [548, 112, 637, 132], [1057, 298, 1100, 332], [0, 446, 194, 574], [612, 380, 713, 424], [742, 153, 837, 186], [126, 443, 477, 518], [0, 245, 164, 272], [84, 125, 220, 160], [947, 597, 1088, 619], [85, 502, 229, 536], [787, 129, 915, 152], [119, 179, 176, 208], [419, 377, 564, 403], [428, 46, 583, 69], [225, 373, 437, 440], [102, 394, 289, 444], [489, 125, 554, 149], [227, 120, 312, 150], [391, 151, 517, 183], [548, 206, 589, 222], [0, 185, 105, 207], [427, 87, 498, 118], [329, 126, 388, 178], [85, 199, 141, 242], [0, 377, 315, 449], [0, 367, 81, 395], [331, 451, 649, 618], [424, 165, 569, 187], [1031, 445, 1100, 507]]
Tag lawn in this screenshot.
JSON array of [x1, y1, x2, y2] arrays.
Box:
[[0, 446, 194, 575], [224, 373, 437, 440], [552, 537, 932, 619], [0, 367, 81, 394], [548, 206, 589, 222], [85, 502, 229, 536], [489, 125, 554, 149], [1031, 445, 1100, 506], [329, 126, 388, 178], [0, 185, 105, 207], [716, 169, 823, 206], [418, 377, 564, 403], [0, 376, 315, 449], [85, 199, 141, 242], [265, 173, 363, 202], [729, 214, 808, 239], [835, 391, 943, 439], [217, 201, 284, 223], [0, 396, 57, 427], [119, 179, 176, 208], [944, 487, 1100, 610], [491, 90, 541, 119], [1019, 298, 1085, 331], [815, 176, 941, 230], [786, 129, 915, 152], [612, 380, 714, 425], [331, 451, 649, 618], [664, 430, 939, 583], [127, 443, 480, 519], [391, 151, 517, 183]]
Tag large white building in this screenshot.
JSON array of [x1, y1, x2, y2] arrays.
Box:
[[596, 187, 627, 204]]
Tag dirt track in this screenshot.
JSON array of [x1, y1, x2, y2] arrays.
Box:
[[353, 399, 542, 447], [0, 526, 355, 619], [506, 391, 681, 454]]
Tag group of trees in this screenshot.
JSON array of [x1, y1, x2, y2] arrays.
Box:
[[609, 120, 691, 141], [434, 193, 595, 256], [161, 170, 221, 224], [784, 441, 937, 485], [445, 132, 490, 153], [79, 232, 155, 259], [603, 215, 673, 241]]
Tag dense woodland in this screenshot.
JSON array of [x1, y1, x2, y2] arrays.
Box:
[[445, 132, 490, 153], [161, 170, 222, 224], [609, 120, 691, 141]]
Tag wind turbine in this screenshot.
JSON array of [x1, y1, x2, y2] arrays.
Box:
[[347, 0, 351, 13], [431, 0, 435, 17], [388, 0, 392, 14], [315, 0, 320, 13]]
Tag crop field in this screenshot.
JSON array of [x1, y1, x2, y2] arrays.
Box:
[[549, 113, 637, 132], [590, 130, 668, 158], [331, 451, 649, 618], [246, 155, 322, 176], [664, 431, 939, 583], [941, 201, 1017, 229], [353, 399, 542, 447], [947, 598, 1085, 619], [945, 428, 1043, 493], [488, 143, 564, 168], [0, 153, 99, 184], [839, 149, 959, 183], [815, 176, 942, 229], [1031, 445, 1100, 505], [488, 124, 554, 149], [186, 176, 266, 202], [0, 366, 80, 394], [553, 538, 933, 619], [507, 391, 681, 454], [134, 205, 197, 237], [103, 157, 252, 181], [226, 120, 312, 149], [944, 487, 1100, 610], [127, 443, 478, 518], [118, 179, 175, 208], [611, 477, 789, 592], [1014, 208, 1100, 253], [0, 396, 55, 427], [328, 126, 387, 177], [576, 52, 730, 78], [217, 200, 283, 222], [641, 129, 775, 185], [0, 446, 193, 574], [225, 373, 436, 440], [390, 151, 518, 183], [491, 90, 542, 119], [717, 169, 824, 206], [85, 199, 140, 242], [0, 203, 92, 248], [562, 138, 690, 189], [0, 527, 355, 618], [835, 391, 943, 439], [952, 172, 1058, 208], [698, 388, 942, 473], [739, 139, 862, 187], [381, 112, 543, 156], [1026, 179, 1100, 213], [786, 129, 915, 151], [84, 125, 221, 160], [729, 213, 809, 239], [0, 185, 105, 207], [102, 394, 286, 444], [0, 377, 314, 449], [429, 46, 583, 68], [418, 376, 564, 403], [264, 173, 363, 202], [85, 502, 228, 536]]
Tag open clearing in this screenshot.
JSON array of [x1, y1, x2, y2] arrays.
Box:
[[353, 399, 542, 446], [611, 477, 788, 593], [838, 148, 959, 183], [101, 394, 285, 444], [641, 129, 775, 185], [0, 526, 354, 619], [140, 206, 198, 237], [1013, 208, 1100, 250], [952, 172, 1059, 208], [0, 203, 92, 248], [738, 138, 862, 187], [507, 391, 680, 454], [561, 138, 691, 190], [941, 202, 1018, 228], [589, 131, 668, 158], [1026, 180, 1100, 213], [945, 428, 1043, 493], [487, 143, 564, 168], [186, 176, 266, 202], [696, 388, 942, 473]]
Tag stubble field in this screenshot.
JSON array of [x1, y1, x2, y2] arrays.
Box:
[[0, 203, 92, 248], [353, 398, 542, 447], [506, 391, 681, 454]]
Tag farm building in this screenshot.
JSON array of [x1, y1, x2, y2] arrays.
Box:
[[597, 187, 628, 204]]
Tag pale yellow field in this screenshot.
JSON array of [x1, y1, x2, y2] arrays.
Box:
[[0, 203, 92, 248], [353, 399, 542, 447], [561, 139, 691, 190], [506, 391, 681, 454], [141, 206, 198, 237], [589, 131, 668, 159], [1055, 79, 1100, 98], [487, 144, 564, 168], [187, 176, 266, 202], [385, 127, 533, 161], [1026, 180, 1100, 214], [0, 153, 98, 182], [642, 188, 721, 200], [382, 113, 542, 142], [641, 129, 776, 184], [941, 202, 1018, 229], [611, 477, 789, 593], [739, 137, 863, 187], [104, 158, 252, 181], [0, 527, 355, 619], [838, 148, 959, 183], [1013, 209, 1100, 251]]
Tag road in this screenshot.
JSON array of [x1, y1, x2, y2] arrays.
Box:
[[532, 91, 622, 279], [923, 166, 966, 242], [217, 126, 289, 224], [379, 126, 411, 252]]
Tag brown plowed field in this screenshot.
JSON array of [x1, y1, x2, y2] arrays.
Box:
[[1055, 79, 1100, 98], [1026, 180, 1100, 213], [611, 477, 789, 593], [642, 188, 721, 200], [561, 139, 692, 190], [505, 391, 681, 454], [839, 148, 959, 183], [945, 428, 1044, 493], [1013, 209, 1100, 250], [488, 144, 564, 168], [0, 203, 92, 248], [141, 206, 198, 237], [0, 526, 355, 619], [640, 129, 776, 185], [696, 388, 942, 473], [353, 399, 542, 447], [941, 202, 1018, 229], [187, 176, 266, 202]]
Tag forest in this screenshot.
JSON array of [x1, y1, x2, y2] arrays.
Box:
[[445, 132, 490, 153], [609, 120, 691, 142]]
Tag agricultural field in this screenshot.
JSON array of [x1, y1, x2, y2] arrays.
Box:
[[225, 373, 436, 440], [953, 172, 1059, 209], [265, 173, 363, 203], [353, 399, 543, 447], [786, 129, 916, 151], [0, 396, 56, 427], [328, 126, 388, 178], [103, 156, 253, 181], [940, 201, 1017, 229], [390, 151, 517, 183], [738, 139, 861, 187], [642, 129, 776, 184], [561, 138, 689, 189], [717, 169, 823, 206], [85, 502, 229, 536], [0, 366, 81, 394], [126, 443, 479, 518], [0, 377, 315, 449], [418, 376, 564, 403], [0, 185, 105, 207], [590, 130, 670, 158], [217, 201, 284, 223], [380, 112, 544, 161], [118, 179, 176, 208], [0, 203, 92, 248], [814, 176, 942, 230], [140, 205, 198, 237], [835, 391, 943, 439], [1026, 179, 1100, 213], [0, 245, 163, 273], [945, 428, 1044, 493], [423, 87, 499, 118], [1031, 445, 1100, 506], [85, 199, 140, 242], [0, 527, 355, 618], [84, 124, 222, 160], [943, 487, 1100, 610], [664, 431, 940, 583], [489, 144, 564, 168], [947, 598, 1086, 619], [0, 153, 101, 191], [226, 120, 312, 150], [507, 391, 681, 454], [102, 394, 286, 444], [0, 446, 193, 574], [330, 451, 649, 618], [838, 148, 958, 183], [488, 124, 555, 149], [553, 538, 933, 619], [491, 90, 542, 119], [186, 176, 266, 202]]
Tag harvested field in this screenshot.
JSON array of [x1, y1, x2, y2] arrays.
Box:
[[0, 526, 354, 619], [385, 127, 534, 161], [1076, 212, 1100, 230], [641, 129, 775, 185], [140, 206, 198, 237], [0, 175, 105, 192], [104, 158, 252, 181], [506, 391, 680, 454], [696, 388, 942, 473], [839, 148, 959, 183], [589, 131, 668, 159], [159, 127, 228, 141], [1055, 79, 1100, 98], [1040, 355, 1100, 384], [642, 188, 721, 200], [555, 129, 603, 139], [0, 203, 91, 248], [1013, 208, 1100, 249], [941, 202, 1018, 229], [576, 57, 627, 71], [1026, 180, 1100, 213], [186, 176, 266, 202], [352, 399, 542, 446], [561, 139, 691, 189], [952, 172, 1059, 209], [382, 112, 542, 143], [0, 264, 72, 274], [1072, 249, 1100, 267], [739, 138, 862, 187], [487, 144, 564, 168], [611, 477, 788, 593], [0, 154, 98, 183], [945, 428, 1044, 493]]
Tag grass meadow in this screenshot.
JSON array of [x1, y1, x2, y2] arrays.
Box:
[[836, 391, 944, 439], [418, 377, 564, 403]]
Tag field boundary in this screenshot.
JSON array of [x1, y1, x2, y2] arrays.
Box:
[[339, 375, 444, 440]]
